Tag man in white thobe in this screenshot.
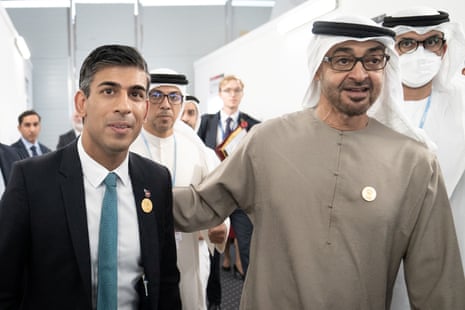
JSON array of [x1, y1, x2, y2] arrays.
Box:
[[383, 7, 465, 309], [131, 69, 227, 310]]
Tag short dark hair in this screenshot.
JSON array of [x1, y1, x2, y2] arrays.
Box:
[[79, 44, 150, 97], [18, 110, 41, 125]]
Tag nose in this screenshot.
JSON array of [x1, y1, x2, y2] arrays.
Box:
[[115, 92, 132, 114], [349, 60, 369, 80], [159, 96, 171, 109]]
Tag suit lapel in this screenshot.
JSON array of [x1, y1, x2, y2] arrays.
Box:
[[129, 154, 160, 277], [59, 142, 92, 305], [39, 143, 47, 154], [207, 113, 220, 148], [238, 112, 249, 130], [17, 140, 29, 159], [0, 148, 7, 183]]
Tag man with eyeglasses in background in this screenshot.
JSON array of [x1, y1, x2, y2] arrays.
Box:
[[172, 15, 465, 309], [382, 7, 465, 310], [197, 75, 259, 309], [131, 68, 228, 310]]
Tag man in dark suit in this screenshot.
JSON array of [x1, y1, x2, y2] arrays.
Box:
[[56, 111, 83, 149], [0, 143, 20, 196], [11, 110, 51, 159], [0, 45, 181, 309], [197, 75, 260, 310]]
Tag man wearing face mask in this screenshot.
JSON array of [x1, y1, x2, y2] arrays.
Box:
[[383, 7, 465, 310]]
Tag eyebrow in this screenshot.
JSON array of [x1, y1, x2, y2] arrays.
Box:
[[98, 81, 146, 92], [332, 45, 385, 54], [149, 89, 181, 94], [399, 33, 443, 40], [97, 81, 120, 88], [131, 85, 147, 92]]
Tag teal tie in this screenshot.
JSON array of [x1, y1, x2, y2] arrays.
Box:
[[97, 172, 118, 310]]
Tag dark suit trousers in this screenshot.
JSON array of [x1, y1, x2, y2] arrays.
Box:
[[207, 249, 221, 305], [230, 208, 253, 274]]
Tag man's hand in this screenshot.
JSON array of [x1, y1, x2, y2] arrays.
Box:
[[208, 223, 227, 244]]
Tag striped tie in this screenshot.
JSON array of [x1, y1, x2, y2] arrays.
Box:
[[30, 145, 38, 157], [223, 117, 233, 140]]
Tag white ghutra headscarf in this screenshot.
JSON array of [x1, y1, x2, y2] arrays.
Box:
[[383, 6, 465, 92], [302, 15, 434, 149]]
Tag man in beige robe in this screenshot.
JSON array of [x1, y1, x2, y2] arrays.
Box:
[[172, 15, 465, 309]]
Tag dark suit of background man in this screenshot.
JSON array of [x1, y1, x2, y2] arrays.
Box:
[[11, 110, 51, 159], [197, 75, 260, 310], [0, 143, 20, 196], [56, 110, 83, 149], [0, 44, 181, 309]]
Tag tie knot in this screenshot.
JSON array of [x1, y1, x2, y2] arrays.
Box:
[[104, 172, 117, 188]]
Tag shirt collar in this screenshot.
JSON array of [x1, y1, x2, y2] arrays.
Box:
[[77, 136, 130, 188], [141, 127, 174, 145], [220, 110, 240, 124], [20, 137, 38, 149]]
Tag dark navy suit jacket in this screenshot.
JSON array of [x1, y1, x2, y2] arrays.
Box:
[[0, 143, 20, 185], [56, 129, 78, 149], [11, 139, 51, 159], [0, 142, 181, 309], [197, 111, 260, 149]]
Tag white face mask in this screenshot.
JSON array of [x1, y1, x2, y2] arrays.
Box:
[[399, 47, 442, 88]]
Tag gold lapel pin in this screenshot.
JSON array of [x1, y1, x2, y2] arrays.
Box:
[[361, 186, 377, 202], [141, 198, 153, 213], [142, 189, 153, 213]]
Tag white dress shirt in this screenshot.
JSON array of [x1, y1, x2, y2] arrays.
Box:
[[0, 170, 5, 196], [217, 110, 240, 145], [77, 137, 142, 310]]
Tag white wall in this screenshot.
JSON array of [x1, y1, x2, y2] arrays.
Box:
[[6, 4, 272, 149], [0, 6, 30, 144], [194, 0, 465, 121]]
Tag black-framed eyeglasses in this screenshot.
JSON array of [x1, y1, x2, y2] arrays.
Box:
[[322, 54, 390, 72], [149, 90, 183, 105], [397, 35, 446, 54], [221, 88, 243, 95]]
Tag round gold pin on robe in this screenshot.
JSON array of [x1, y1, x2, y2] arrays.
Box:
[[361, 186, 377, 202], [141, 198, 153, 213]]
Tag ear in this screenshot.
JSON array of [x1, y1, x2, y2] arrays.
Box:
[[74, 90, 87, 119]]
